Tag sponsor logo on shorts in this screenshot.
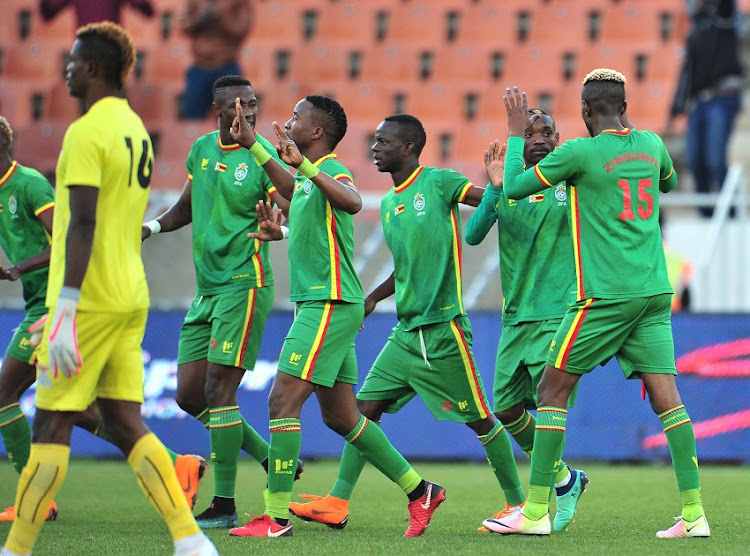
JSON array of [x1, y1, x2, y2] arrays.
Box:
[[458, 400, 470, 412], [18, 337, 31, 350], [289, 352, 303, 366], [549, 339, 556, 351], [222, 341, 233, 354]]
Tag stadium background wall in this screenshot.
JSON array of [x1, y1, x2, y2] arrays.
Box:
[[1, 310, 748, 463]]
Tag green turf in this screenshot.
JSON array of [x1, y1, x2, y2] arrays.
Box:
[[0, 459, 746, 555]]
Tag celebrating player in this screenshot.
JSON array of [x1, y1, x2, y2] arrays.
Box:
[[484, 70, 708, 538], [289, 114, 526, 531], [141, 74, 297, 529], [1, 22, 216, 555], [227, 97, 443, 538], [465, 110, 587, 532]]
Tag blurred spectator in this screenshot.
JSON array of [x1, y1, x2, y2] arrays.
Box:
[[39, 0, 155, 27], [178, 0, 252, 120], [660, 214, 693, 312], [668, 0, 744, 218]]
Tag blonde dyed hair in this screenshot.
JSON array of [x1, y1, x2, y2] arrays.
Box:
[[76, 21, 136, 86], [582, 68, 627, 85]]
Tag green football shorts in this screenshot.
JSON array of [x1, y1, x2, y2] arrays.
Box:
[[357, 315, 493, 423], [4, 307, 47, 365], [277, 300, 362, 388], [548, 294, 677, 378], [493, 318, 577, 412], [178, 285, 273, 369]]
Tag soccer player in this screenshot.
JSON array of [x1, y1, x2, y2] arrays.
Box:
[[0, 22, 217, 555], [288, 114, 527, 532], [465, 110, 587, 533], [141, 74, 296, 529], [226, 97, 443, 538], [0, 115, 203, 522], [484, 70, 708, 538]]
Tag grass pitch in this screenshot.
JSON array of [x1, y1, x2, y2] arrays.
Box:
[[0, 459, 746, 555]]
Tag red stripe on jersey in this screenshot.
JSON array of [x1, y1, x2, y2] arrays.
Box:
[[394, 166, 424, 194], [330, 209, 341, 299], [570, 187, 585, 299], [303, 303, 334, 382], [237, 290, 257, 368]]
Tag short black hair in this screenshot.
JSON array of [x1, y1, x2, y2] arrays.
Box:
[[581, 68, 627, 117], [76, 22, 136, 88], [528, 107, 556, 126], [383, 114, 426, 157], [305, 95, 347, 149], [213, 75, 252, 99]]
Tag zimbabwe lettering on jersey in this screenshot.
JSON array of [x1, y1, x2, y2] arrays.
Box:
[[288, 154, 362, 303], [381, 165, 474, 330], [186, 131, 280, 294], [0, 161, 54, 314], [503, 130, 677, 300]]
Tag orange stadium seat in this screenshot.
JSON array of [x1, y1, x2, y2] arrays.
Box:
[[2, 42, 68, 82], [140, 40, 190, 84], [0, 81, 43, 128], [43, 82, 82, 124], [358, 43, 422, 84], [457, 2, 514, 46], [312, 1, 379, 47], [385, 1, 446, 45], [127, 82, 181, 127], [151, 119, 215, 190], [12, 121, 68, 178], [431, 44, 498, 84]]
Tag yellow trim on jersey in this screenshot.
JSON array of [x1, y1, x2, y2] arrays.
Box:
[[326, 202, 339, 299], [569, 187, 584, 299], [554, 298, 593, 368], [394, 166, 423, 194], [302, 302, 333, 381], [457, 182, 474, 202], [0, 161, 18, 187], [234, 288, 256, 367], [313, 153, 337, 165], [449, 320, 489, 420], [660, 168, 674, 181], [34, 202, 55, 216], [534, 165, 555, 187], [188, 173, 194, 181], [450, 211, 464, 314], [332, 172, 351, 182], [250, 237, 263, 287]]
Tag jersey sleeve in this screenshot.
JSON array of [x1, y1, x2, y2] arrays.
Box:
[[440, 168, 474, 204], [23, 172, 55, 218], [504, 136, 578, 199], [58, 121, 103, 188], [657, 135, 678, 193], [185, 139, 198, 181], [464, 184, 500, 245]]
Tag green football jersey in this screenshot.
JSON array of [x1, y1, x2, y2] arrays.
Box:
[[0, 161, 54, 313], [288, 154, 362, 303], [503, 131, 677, 300], [186, 131, 281, 295], [380, 165, 474, 330], [465, 181, 576, 325]]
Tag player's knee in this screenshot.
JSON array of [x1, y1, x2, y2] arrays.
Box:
[[175, 391, 203, 417], [496, 407, 522, 425], [321, 411, 358, 436]]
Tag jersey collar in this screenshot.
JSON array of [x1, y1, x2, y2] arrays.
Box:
[[601, 128, 632, 136], [218, 135, 243, 151], [0, 160, 18, 188], [313, 153, 337, 166], [393, 166, 423, 194]]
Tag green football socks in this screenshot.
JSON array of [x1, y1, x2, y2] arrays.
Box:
[[0, 403, 30, 474], [479, 421, 525, 506], [526, 406, 568, 520], [330, 441, 367, 500], [209, 406, 244, 498], [660, 405, 704, 521], [266, 418, 302, 520]]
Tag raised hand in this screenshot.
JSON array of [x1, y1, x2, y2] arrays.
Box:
[[247, 201, 285, 242], [272, 122, 304, 167], [484, 141, 507, 188], [503, 86, 531, 137], [230, 97, 256, 148]]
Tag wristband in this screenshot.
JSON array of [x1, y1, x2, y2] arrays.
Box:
[[58, 286, 81, 303], [144, 220, 161, 235], [280, 225, 290, 239], [298, 157, 320, 179], [249, 141, 272, 165]]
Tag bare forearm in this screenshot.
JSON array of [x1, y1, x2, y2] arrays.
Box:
[[311, 173, 362, 214], [367, 272, 395, 304], [63, 220, 95, 289], [12, 247, 51, 276], [154, 200, 192, 233], [261, 158, 296, 200]]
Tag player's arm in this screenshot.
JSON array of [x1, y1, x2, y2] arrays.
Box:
[[465, 141, 505, 245], [0, 207, 54, 280], [270, 120, 362, 214], [142, 179, 193, 240], [230, 99, 296, 200], [364, 272, 395, 318]]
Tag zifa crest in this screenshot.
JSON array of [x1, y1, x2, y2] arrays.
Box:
[[413, 192, 425, 211], [234, 162, 248, 182], [303, 180, 313, 194], [554, 183, 567, 202], [8, 195, 17, 216]]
